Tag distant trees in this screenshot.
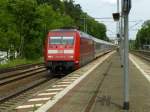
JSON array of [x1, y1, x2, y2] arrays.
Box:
[[135, 20, 150, 49], [63, 0, 108, 40], [0, 0, 108, 59]]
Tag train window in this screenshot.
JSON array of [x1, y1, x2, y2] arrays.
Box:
[[49, 36, 74, 45], [62, 37, 74, 45], [50, 37, 62, 44]]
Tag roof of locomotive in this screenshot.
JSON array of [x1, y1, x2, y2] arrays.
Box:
[[50, 27, 78, 32], [51, 29, 78, 32], [50, 28, 114, 46], [92, 37, 114, 46], [79, 31, 114, 46]]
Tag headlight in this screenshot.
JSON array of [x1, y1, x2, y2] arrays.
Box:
[[48, 56, 53, 58], [69, 56, 74, 58]]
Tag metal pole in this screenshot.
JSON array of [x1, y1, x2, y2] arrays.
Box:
[[120, 0, 124, 67], [86, 19, 87, 33], [120, 23, 124, 67], [117, 0, 119, 34], [117, 0, 122, 62], [123, 13, 129, 110], [84, 17, 86, 32]]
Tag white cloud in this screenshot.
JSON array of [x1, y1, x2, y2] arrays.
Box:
[[74, 0, 150, 39], [101, 0, 116, 4]]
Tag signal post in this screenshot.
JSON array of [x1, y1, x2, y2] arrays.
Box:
[[122, 0, 131, 110]]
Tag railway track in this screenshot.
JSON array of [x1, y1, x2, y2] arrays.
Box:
[[0, 66, 46, 86], [0, 67, 60, 112], [0, 63, 44, 74], [0, 65, 47, 102], [0, 77, 59, 112], [0, 62, 65, 112], [0, 77, 48, 102], [131, 50, 150, 62], [0, 63, 54, 111]]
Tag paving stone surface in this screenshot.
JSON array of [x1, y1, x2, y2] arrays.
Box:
[[47, 52, 150, 112]]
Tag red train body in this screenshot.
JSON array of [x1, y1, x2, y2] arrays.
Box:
[[44, 29, 114, 74]]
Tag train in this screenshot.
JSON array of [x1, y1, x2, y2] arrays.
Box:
[[44, 28, 115, 74]]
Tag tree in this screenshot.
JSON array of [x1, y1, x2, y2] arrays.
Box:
[[135, 20, 150, 49], [36, 4, 74, 38], [0, 0, 109, 60], [64, 0, 107, 40], [0, 0, 20, 53], [36, 0, 65, 14], [7, 0, 42, 59]]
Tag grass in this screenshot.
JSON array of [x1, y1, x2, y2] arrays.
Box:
[[0, 58, 44, 69]]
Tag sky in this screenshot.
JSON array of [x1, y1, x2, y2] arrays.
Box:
[[74, 0, 150, 40]]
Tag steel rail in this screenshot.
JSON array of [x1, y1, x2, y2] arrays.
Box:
[[0, 78, 49, 103], [0, 63, 44, 74], [131, 50, 150, 62], [0, 68, 46, 86]]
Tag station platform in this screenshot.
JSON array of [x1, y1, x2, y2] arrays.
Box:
[[15, 51, 150, 112], [47, 52, 150, 112]]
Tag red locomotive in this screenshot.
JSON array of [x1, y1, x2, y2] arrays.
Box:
[[44, 28, 114, 74]]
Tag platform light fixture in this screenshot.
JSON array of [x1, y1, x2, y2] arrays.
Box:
[[112, 13, 120, 21]]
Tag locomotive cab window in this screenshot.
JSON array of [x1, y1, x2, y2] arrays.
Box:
[[62, 37, 74, 45], [49, 36, 74, 45], [50, 37, 61, 44]]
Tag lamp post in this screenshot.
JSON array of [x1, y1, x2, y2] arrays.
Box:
[[113, 0, 131, 110], [122, 0, 131, 110]]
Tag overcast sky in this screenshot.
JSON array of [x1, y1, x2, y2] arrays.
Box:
[[74, 0, 150, 40]]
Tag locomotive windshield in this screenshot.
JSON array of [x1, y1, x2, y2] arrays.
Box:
[[50, 36, 74, 45]]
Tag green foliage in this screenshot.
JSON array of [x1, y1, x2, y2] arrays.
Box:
[[135, 20, 150, 49], [63, 0, 108, 40], [0, 0, 108, 60], [129, 40, 136, 50], [0, 58, 43, 69], [0, 0, 20, 51], [64, 0, 82, 21]]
